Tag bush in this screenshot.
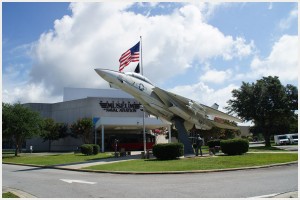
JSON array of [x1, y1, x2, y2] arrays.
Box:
[[92, 144, 100, 155], [81, 144, 93, 155], [207, 139, 221, 148], [247, 136, 253, 142], [153, 143, 184, 160], [220, 139, 249, 155], [80, 144, 100, 155]]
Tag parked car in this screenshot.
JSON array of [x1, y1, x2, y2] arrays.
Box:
[[286, 134, 298, 144], [274, 135, 290, 145]]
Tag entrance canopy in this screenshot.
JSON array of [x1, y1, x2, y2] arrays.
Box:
[[95, 116, 171, 130]]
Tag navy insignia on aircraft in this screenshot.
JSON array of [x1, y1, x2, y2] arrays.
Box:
[[139, 83, 144, 91]]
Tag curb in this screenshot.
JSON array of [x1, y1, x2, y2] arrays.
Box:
[[272, 191, 298, 198], [2, 187, 36, 198], [3, 161, 298, 175]]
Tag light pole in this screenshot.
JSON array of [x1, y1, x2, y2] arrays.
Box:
[[140, 105, 146, 155]]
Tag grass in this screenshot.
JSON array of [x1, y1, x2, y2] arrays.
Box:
[[3, 145, 297, 172], [84, 153, 298, 172], [2, 152, 113, 166], [2, 192, 19, 198]]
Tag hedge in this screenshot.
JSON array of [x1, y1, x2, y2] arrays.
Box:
[[152, 143, 184, 160], [207, 139, 221, 148], [92, 144, 100, 155], [220, 139, 249, 155], [81, 144, 100, 155]]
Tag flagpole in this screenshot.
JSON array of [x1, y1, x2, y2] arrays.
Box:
[[140, 36, 143, 75]]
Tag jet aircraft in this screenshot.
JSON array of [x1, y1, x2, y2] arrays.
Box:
[[95, 69, 242, 154]]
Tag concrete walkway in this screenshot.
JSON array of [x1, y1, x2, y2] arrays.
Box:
[[2, 186, 36, 198], [55, 152, 143, 169], [3, 185, 297, 198], [272, 191, 298, 198]]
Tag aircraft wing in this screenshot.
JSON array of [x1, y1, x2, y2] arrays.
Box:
[[153, 87, 242, 123], [209, 120, 240, 130], [200, 104, 243, 123], [153, 87, 193, 107]]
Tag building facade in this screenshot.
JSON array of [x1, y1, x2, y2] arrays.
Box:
[[25, 88, 171, 152]]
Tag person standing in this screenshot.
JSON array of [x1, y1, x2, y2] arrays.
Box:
[[195, 134, 203, 156]]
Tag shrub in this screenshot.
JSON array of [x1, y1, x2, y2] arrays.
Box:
[[92, 144, 100, 155], [80, 144, 93, 155], [207, 139, 221, 148], [153, 143, 184, 160], [220, 139, 249, 155], [247, 136, 253, 142], [81, 144, 100, 155]]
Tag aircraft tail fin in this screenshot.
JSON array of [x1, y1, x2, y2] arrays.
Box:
[[211, 103, 219, 110]]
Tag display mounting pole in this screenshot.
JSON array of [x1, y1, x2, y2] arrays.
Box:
[[143, 106, 146, 154], [140, 36, 143, 75]]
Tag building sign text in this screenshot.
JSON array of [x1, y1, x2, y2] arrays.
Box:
[[99, 100, 141, 112]]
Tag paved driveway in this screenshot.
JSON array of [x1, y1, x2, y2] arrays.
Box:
[[273, 145, 298, 151]]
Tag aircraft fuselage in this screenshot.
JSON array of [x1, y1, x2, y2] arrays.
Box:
[[95, 69, 211, 130]]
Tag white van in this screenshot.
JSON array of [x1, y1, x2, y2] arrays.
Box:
[[274, 135, 290, 145], [286, 134, 298, 144]]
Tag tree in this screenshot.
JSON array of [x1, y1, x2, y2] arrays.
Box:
[[2, 102, 43, 156], [198, 121, 241, 143], [289, 113, 298, 133], [70, 118, 93, 143], [226, 76, 298, 147], [41, 118, 68, 152]]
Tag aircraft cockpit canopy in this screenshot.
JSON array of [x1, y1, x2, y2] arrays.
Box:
[[125, 72, 153, 85]]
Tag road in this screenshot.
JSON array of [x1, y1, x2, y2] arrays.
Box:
[[2, 164, 298, 198], [274, 145, 298, 151]]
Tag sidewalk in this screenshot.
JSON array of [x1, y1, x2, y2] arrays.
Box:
[[55, 152, 142, 169], [2, 187, 36, 198], [272, 191, 298, 198], [2, 186, 297, 198]]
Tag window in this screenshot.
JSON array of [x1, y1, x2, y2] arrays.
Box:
[[292, 135, 298, 139], [278, 136, 287, 139]]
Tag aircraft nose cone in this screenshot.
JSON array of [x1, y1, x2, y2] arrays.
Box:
[[94, 68, 121, 84], [94, 68, 108, 79]]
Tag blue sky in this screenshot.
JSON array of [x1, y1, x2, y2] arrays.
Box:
[[2, 2, 298, 117]]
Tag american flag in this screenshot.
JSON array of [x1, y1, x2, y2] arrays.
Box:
[[119, 42, 140, 72]]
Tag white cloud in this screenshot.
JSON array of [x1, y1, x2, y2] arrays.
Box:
[[233, 38, 255, 59], [199, 69, 232, 84], [4, 2, 254, 103], [278, 6, 298, 30], [250, 35, 298, 82], [268, 3, 273, 10], [3, 82, 62, 104]]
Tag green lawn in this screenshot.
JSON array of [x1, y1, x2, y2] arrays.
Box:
[[2, 153, 113, 166], [2, 192, 19, 198], [85, 153, 298, 172]]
